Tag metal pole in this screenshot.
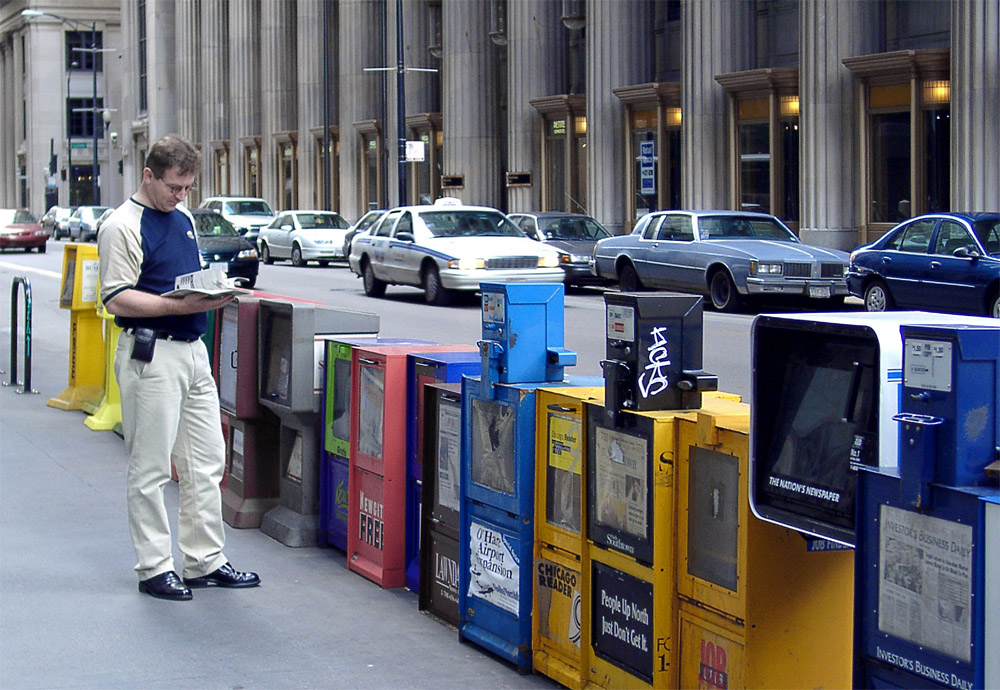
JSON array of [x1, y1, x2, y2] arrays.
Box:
[[396, 0, 406, 206], [92, 21, 100, 205], [322, 0, 331, 211]]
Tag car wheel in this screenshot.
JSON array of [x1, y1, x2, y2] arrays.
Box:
[[863, 279, 894, 312], [362, 259, 386, 297], [423, 264, 452, 305], [243, 276, 257, 289], [260, 242, 274, 265], [318, 260, 329, 267], [989, 292, 1000, 319], [709, 270, 743, 313], [291, 244, 305, 267], [617, 262, 644, 292], [37, 244, 47, 254], [52, 229, 60, 240]]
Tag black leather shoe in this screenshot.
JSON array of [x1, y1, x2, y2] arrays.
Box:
[[184, 562, 260, 589], [138, 571, 193, 601]]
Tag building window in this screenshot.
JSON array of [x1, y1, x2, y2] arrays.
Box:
[[66, 31, 103, 72], [70, 165, 95, 206], [242, 139, 261, 197], [530, 95, 587, 214], [716, 69, 799, 227], [275, 137, 297, 211], [67, 98, 104, 138], [137, 0, 147, 113], [844, 49, 949, 237], [312, 127, 339, 210], [355, 121, 384, 211], [614, 83, 683, 224], [406, 114, 443, 205], [212, 143, 230, 196]]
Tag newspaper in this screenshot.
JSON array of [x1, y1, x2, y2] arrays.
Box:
[[163, 267, 248, 297]]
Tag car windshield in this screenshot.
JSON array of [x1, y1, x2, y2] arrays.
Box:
[[0, 210, 37, 225], [297, 212, 349, 229], [698, 215, 797, 241], [422, 211, 524, 238], [225, 201, 273, 216], [86, 207, 111, 220], [972, 218, 1000, 255], [194, 214, 239, 237], [537, 216, 611, 241]]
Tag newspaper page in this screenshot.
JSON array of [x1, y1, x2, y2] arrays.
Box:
[[163, 267, 248, 297], [357, 365, 385, 460], [878, 504, 973, 661], [436, 397, 462, 512], [593, 426, 648, 538]]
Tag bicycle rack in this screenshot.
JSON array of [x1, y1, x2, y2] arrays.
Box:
[[5, 276, 38, 394]]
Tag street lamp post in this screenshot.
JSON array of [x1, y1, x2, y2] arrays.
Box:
[[22, 9, 102, 205]]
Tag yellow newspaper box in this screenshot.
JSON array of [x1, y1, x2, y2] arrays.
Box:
[[83, 304, 123, 431], [49, 244, 104, 411], [674, 396, 854, 689], [533, 386, 603, 690]]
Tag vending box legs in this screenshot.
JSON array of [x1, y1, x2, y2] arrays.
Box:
[[222, 411, 281, 528]]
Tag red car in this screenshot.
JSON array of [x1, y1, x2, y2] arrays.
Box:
[[0, 209, 47, 253]]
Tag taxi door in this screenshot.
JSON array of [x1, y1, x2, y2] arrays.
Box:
[[386, 211, 421, 285], [368, 209, 401, 282]]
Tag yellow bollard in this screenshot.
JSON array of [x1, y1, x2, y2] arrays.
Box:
[[48, 244, 105, 411], [84, 303, 123, 431]]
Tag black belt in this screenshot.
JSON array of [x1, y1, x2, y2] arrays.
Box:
[[124, 328, 200, 343]]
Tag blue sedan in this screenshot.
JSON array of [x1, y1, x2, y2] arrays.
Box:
[[592, 210, 850, 311], [847, 213, 1000, 317]]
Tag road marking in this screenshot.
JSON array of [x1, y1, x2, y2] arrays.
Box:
[[0, 263, 61, 280]]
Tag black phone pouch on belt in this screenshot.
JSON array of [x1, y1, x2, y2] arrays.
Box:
[[130, 327, 157, 362]]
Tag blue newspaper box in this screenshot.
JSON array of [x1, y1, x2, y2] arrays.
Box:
[[855, 323, 1000, 689], [405, 350, 480, 591], [458, 281, 596, 672]]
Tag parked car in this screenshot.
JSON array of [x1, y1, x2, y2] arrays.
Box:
[[342, 209, 387, 258], [67, 206, 113, 242], [0, 209, 47, 253], [189, 208, 259, 288], [592, 210, 850, 312], [848, 212, 1000, 317], [348, 199, 564, 305], [508, 211, 612, 286], [41, 206, 76, 239], [198, 196, 275, 245], [259, 210, 351, 266]]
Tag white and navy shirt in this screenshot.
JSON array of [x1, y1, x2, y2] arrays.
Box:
[[97, 198, 206, 340]]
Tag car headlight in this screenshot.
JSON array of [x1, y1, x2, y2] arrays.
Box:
[[750, 261, 783, 276], [237, 248, 258, 260], [559, 253, 571, 264], [571, 254, 589, 263], [448, 257, 485, 270], [539, 254, 561, 268]]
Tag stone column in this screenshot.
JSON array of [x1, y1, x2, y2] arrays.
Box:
[[442, 0, 501, 207], [507, 0, 565, 212], [261, 0, 296, 208], [681, 0, 753, 211], [950, 0, 1000, 211], [146, 1, 177, 141], [175, 0, 200, 145], [798, 0, 880, 250], [198, 0, 228, 196], [587, 0, 652, 235], [339, 0, 385, 220], [0, 38, 13, 204], [386, 0, 438, 206], [296, 0, 323, 209], [229, 0, 260, 195]]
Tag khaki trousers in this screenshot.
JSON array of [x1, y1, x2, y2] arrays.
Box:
[[116, 332, 228, 581]]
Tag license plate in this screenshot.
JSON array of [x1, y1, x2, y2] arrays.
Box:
[[809, 285, 831, 299], [210, 261, 229, 271]]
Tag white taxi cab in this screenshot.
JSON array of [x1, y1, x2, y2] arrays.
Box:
[[348, 199, 565, 304]]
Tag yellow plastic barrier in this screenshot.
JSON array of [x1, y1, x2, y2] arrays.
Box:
[[84, 304, 122, 431], [48, 244, 105, 411]]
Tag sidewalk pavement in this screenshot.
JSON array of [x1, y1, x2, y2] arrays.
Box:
[[0, 308, 554, 689]]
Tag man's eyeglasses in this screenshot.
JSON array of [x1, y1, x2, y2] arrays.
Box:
[[157, 177, 195, 195]]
